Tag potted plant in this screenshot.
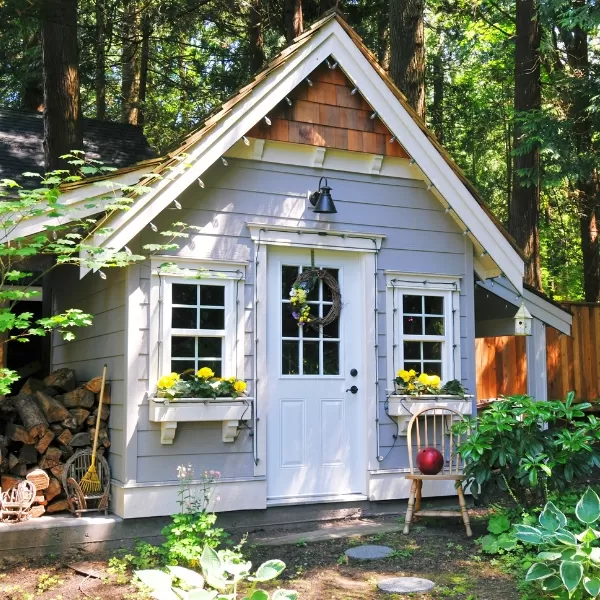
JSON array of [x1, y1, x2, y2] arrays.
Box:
[[393, 369, 467, 397], [156, 367, 247, 401]]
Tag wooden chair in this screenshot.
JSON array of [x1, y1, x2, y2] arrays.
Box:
[[1, 480, 36, 522], [63, 449, 111, 517], [403, 406, 472, 537]]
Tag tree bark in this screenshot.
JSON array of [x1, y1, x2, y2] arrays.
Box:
[[284, 0, 303, 44], [389, 0, 425, 120], [121, 1, 142, 125], [21, 31, 44, 112], [13, 395, 49, 439], [138, 16, 150, 126], [431, 46, 444, 143], [248, 0, 265, 73], [41, 0, 83, 171], [319, 0, 338, 14], [95, 0, 106, 120], [561, 20, 600, 301], [508, 0, 542, 289], [377, 1, 390, 70]]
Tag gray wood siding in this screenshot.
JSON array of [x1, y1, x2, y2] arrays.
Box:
[[130, 157, 476, 479], [50, 267, 126, 482]]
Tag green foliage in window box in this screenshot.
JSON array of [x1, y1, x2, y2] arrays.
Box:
[[158, 367, 247, 400], [453, 392, 600, 508]]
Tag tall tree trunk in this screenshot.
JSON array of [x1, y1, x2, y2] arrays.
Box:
[[41, 0, 83, 171], [509, 0, 542, 289], [377, 1, 390, 70], [248, 0, 265, 73], [431, 45, 444, 143], [21, 31, 44, 112], [95, 0, 106, 120], [319, 0, 338, 14], [121, 1, 141, 125], [389, 0, 425, 119], [284, 0, 303, 44], [138, 17, 150, 126], [562, 20, 600, 301]]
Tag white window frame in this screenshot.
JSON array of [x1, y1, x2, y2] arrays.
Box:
[[149, 258, 246, 388], [385, 272, 461, 388]]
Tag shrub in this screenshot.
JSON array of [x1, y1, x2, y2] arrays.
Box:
[[515, 487, 600, 598], [454, 393, 600, 508]]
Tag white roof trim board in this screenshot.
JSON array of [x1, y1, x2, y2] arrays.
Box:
[[7, 16, 525, 291]]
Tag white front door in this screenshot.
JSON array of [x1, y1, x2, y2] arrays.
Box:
[[266, 247, 367, 504]]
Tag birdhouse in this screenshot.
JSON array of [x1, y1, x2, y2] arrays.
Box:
[[514, 302, 533, 336]]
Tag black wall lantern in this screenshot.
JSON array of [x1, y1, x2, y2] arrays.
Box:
[[310, 177, 337, 214]]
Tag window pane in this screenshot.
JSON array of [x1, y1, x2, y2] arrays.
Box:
[[424, 296, 443, 315], [200, 309, 224, 329], [200, 285, 224, 306], [303, 321, 319, 338], [425, 317, 445, 335], [322, 317, 339, 338], [173, 284, 197, 306], [172, 307, 196, 329], [404, 341, 421, 360], [423, 342, 442, 360], [198, 337, 222, 358], [303, 341, 319, 375], [322, 269, 339, 302], [172, 336, 195, 357], [282, 309, 299, 338], [282, 266, 299, 298], [282, 341, 299, 375], [423, 362, 442, 377], [171, 359, 195, 374], [403, 315, 422, 335], [197, 360, 222, 377], [301, 267, 319, 302], [403, 295, 422, 314], [323, 342, 339, 375], [404, 361, 421, 373]]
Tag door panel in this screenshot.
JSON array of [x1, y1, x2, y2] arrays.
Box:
[[266, 247, 367, 502]]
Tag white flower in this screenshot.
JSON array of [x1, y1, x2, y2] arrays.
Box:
[[210, 381, 221, 389], [289, 288, 297, 297]]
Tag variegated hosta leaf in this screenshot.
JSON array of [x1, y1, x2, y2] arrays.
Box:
[[560, 561, 583, 593], [249, 560, 286, 582], [514, 524, 544, 544], [168, 566, 205, 589], [525, 563, 555, 581], [576, 488, 600, 525], [272, 591, 299, 600], [584, 577, 600, 597]]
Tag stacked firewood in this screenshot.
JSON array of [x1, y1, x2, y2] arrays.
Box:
[[0, 368, 110, 516]]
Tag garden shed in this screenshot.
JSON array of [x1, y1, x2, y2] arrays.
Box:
[[9, 12, 572, 519]]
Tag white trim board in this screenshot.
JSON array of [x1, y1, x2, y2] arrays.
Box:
[[64, 17, 524, 289]]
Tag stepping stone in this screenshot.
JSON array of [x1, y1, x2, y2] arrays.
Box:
[[345, 544, 393, 560], [378, 577, 435, 594]]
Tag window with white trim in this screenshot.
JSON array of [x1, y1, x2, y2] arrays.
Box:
[[158, 272, 242, 379], [387, 275, 460, 382]]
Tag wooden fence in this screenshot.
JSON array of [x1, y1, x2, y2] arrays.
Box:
[[475, 303, 600, 402]]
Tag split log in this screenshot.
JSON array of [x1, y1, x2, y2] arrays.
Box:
[[10, 463, 27, 476], [62, 446, 75, 460], [57, 429, 73, 446], [1, 474, 23, 491], [8, 454, 18, 470], [35, 391, 72, 423], [84, 376, 103, 394], [0, 434, 8, 450], [0, 455, 7, 473], [50, 463, 65, 480], [18, 444, 38, 464], [70, 432, 91, 447], [69, 408, 90, 427], [5, 423, 35, 444], [99, 429, 110, 448], [19, 378, 46, 396], [13, 395, 48, 439], [0, 397, 15, 415], [34, 494, 47, 505], [35, 430, 55, 454], [30, 505, 45, 518], [85, 415, 96, 427], [45, 477, 61, 502], [92, 404, 110, 421], [27, 468, 50, 491], [50, 423, 64, 436], [44, 368, 76, 392], [99, 383, 111, 405], [47, 498, 69, 513], [63, 388, 95, 409], [61, 415, 79, 432], [39, 446, 62, 470]]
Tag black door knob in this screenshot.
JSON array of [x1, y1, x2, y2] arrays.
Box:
[[350, 368, 358, 377], [346, 386, 359, 394]]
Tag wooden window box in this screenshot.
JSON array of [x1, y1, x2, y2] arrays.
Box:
[[387, 395, 474, 436], [149, 397, 252, 444]]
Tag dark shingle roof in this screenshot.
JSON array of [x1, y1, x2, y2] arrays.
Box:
[[0, 109, 156, 184]]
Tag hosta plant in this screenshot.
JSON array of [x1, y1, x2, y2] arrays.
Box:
[[135, 545, 297, 600], [515, 487, 600, 598]]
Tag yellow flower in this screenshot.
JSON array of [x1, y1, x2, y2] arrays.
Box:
[[418, 372, 430, 385], [408, 369, 417, 377], [197, 367, 214, 379], [429, 375, 441, 388], [234, 380, 247, 392], [157, 372, 180, 389], [228, 376, 237, 383], [397, 369, 411, 383], [408, 383, 416, 391]]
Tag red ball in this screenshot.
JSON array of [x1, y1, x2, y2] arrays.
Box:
[[416, 447, 444, 475]]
